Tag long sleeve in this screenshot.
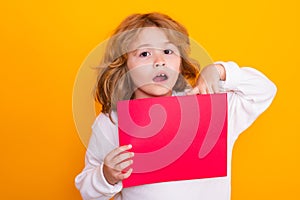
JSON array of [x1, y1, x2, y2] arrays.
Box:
[[75, 114, 122, 200], [75, 61, 277, 200], [215, 61, 277, 142]]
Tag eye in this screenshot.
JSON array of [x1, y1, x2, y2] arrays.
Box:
[[139, 51, 151, 57], [164, 49, 173, 55]]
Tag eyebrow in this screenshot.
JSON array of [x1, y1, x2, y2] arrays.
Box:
[[135, 42, 174, 49]]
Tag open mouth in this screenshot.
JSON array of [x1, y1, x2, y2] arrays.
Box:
[[152, 73, 168, 82]]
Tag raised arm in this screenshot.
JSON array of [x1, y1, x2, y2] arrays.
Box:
[[215, 61, 277, 141]]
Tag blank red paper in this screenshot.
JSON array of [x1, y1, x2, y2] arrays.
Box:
[[117, 94, 227, 188]]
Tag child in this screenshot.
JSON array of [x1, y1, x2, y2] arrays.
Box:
[[75, 12, 277, 200]]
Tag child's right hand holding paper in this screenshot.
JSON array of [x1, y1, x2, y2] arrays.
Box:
[[103, 144, 134, 185]]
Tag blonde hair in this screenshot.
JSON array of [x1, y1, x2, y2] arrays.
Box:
[[95, 12, 200, 118]]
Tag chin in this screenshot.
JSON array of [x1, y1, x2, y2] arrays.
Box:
[[149, 85, 173, 97], [134, 84, 174, 99]]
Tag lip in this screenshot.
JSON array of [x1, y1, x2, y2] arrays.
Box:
[[152, 70, 169, 83]]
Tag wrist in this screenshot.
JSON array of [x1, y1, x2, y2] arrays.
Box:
[[103, 164, 117, 185]]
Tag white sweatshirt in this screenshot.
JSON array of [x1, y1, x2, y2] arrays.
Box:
[[75, 61, 277, 200]]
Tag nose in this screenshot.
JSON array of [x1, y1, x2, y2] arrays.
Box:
[[153, 53, 166, 68]]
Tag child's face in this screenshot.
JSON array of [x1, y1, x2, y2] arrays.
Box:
[[127, 27, 181, 99]]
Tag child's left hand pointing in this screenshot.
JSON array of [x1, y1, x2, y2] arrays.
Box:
[[187, 64, 225, 95]]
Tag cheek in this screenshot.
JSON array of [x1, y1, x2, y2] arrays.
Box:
[[126, 57, 135, 70], [127, 54, 145, 70], [128, 65, 153, 87], [127, 58, 150, 71], [168, 57, 181, 72]]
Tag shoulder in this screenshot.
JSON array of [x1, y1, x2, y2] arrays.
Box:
[[89, 112, 119, 151], [92, 112, 118, 132]]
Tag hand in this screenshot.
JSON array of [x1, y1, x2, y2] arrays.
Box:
[[103, 144, 134, 185], [187, 64, 225, 95]]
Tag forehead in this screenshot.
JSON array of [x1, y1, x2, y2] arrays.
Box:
[[129, 27, 170, 50]]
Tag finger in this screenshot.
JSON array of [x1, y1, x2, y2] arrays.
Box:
[[111, 144, 132, 158], [198, 86, 207, 94], [118, 168, 133, 180], [105, 145, 132, 167], [103, 161, 117, 170], [115, 159, 133, 171], [206, 86, 213, 94], [113, 152, 134, 165], [198, 77, 209, 94], [186, 87, 200, 95], [212, 83, 220, 93]]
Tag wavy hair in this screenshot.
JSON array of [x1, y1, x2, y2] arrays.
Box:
[[95, 12, 200, 119]]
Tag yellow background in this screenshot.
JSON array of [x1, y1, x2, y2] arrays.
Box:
[[0, 0, 299, 199]]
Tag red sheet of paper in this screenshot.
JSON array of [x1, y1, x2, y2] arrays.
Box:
[[117, 94, 227, 188]]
